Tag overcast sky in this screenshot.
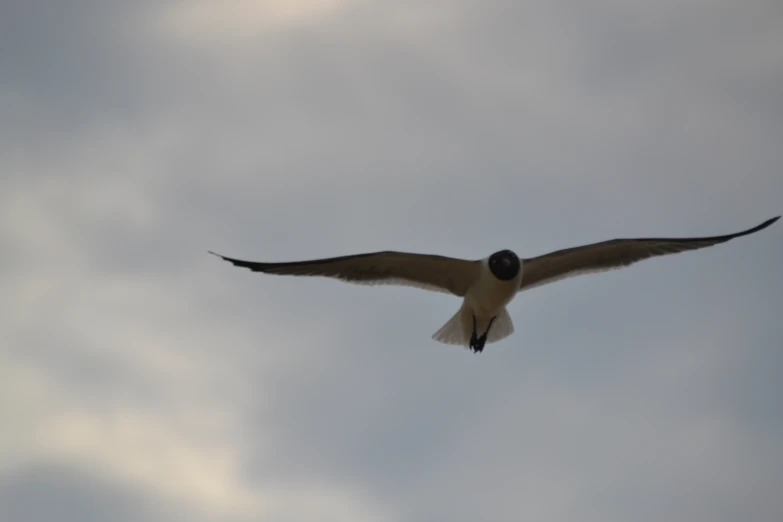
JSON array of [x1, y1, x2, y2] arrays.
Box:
[[2, 1, 782, 521]]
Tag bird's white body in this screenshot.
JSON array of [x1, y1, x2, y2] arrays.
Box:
[[432, 257, 523, 346], [466, 257, 523, 317]]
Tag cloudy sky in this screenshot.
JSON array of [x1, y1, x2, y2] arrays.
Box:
[[2, 1, 782, 521]]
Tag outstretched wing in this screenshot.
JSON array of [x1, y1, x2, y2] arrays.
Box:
[[209, 250, 480, 296], [519, 216, 779, 291]]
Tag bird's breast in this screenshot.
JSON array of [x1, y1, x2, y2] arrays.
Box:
[[464, 268, 522, 316]]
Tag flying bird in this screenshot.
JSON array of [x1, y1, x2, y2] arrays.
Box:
[[210, 216, 779, 353]]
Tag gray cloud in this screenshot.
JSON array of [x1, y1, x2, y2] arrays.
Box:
[[2, 1, 782, 521]]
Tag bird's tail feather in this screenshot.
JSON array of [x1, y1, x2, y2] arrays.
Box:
[[486, 307, 514, 343], [432, 306, 514, 347], [432, 307, 471, 346]]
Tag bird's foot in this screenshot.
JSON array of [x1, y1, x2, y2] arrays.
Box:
[[469, 315, 487, 353], [469, 333, 488, 353], [468, 315, 495, 353]]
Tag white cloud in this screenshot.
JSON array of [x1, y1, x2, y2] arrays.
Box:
[[159, 0, 352, 43], [40, 408, 258, 516]]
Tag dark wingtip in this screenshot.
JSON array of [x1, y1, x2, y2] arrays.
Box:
[[207, 250, 264, 272], [208, 250, 239, 264], [712, 216, 780, 243], [747, 216, 780, 234]]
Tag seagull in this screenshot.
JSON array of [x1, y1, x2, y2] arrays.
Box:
[[210, 216, 779, 353]]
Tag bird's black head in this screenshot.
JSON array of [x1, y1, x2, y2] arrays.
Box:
[[488, 250, 520, 281]]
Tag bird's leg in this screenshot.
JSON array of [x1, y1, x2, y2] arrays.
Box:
[[469, 315, 479, 352], [472, 316, 497, 353], [469, 315, 496, 353], [485, 316, 497, 337]]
